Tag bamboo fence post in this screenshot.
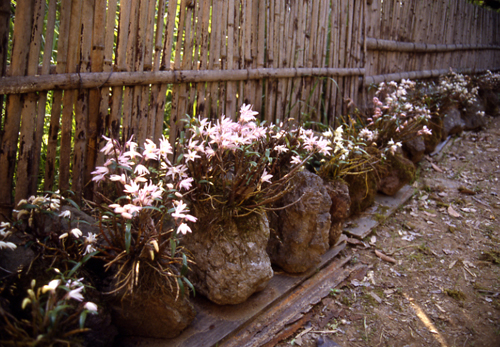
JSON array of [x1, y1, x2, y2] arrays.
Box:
[[301, 0, 319, 123], [226, 0, 237, 119], [44, 0, 72, 192], [109, 0, 131, 141], [0, 1, 10, 128], [84, 0, 107, 200], [209, 0, 221, 117], [314, 0, 330, 124], [263, 0, 276, 123], [151, 0, 167, 143], [283, 0, 298, 120], [59, 0, 84, 194], [0, 0, 34, 216], [189, 0, 202, 119], [343, 0, 355, 116], [32, 0, 57, 195], [336, 0, 347, 117], [289, 0, 305, 121], [350, 0, 363, 110], [72, 0, 94, 201], [98, 0, 118, 150], [254, 0, 265, 115], [194, 0, 210, 118], [274, 0, 287, 122], [121, 0, 139, 143], [14, 0, 45, 204], [326, 0, 339, 125], [178, 1, 195, 124], [133, 0, 152, 146]]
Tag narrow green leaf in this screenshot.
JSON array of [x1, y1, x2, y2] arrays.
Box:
[[79, 311, 88, 330], [183, 277, 196, 296], [125, 223, 132, 254]]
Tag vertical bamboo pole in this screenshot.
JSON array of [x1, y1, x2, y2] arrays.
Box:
[[226, 0, 237, 119], [326, 0, 340, 124], [151, 0, 167, 143], [289, 0, 305, 121], [133, 0, 151, 146], [14, 0, 45, 203], [254, 0, 265, 115], [84, 0, 107, 200], [72, 0, 94, 201], [0, 0, 34, 216], [59, 0, 83, 194], [218, 0, 228, 116], [32, 0, 57, 195], [169, 0, 187, 155], [194, 0, 210, 118], [143, 0, 158, 139], [209, 0, 221, 117], [242, 0, 254, 106], [264, 0, 276, 123], [0, 1, 10, 131], [99, 0, 118, 148], [178, 1, 195, 123], [44, 0, 72, 192], [274, 0, 287, 122], [121, 0, 139, 142]]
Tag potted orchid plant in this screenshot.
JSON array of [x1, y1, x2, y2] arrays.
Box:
[[174, 104, 331, 304]]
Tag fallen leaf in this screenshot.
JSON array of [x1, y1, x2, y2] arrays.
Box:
[[448, 206, 461, 218], [375, 250, 397, 264], [431, 163, 443, 173], [423, 211, 437, 217], [368, 291, 383, 303], [459, 186, 476, 195], [449, 260, 457, 269]]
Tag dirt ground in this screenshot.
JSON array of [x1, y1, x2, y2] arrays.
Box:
[[277, 116, 500, 347]]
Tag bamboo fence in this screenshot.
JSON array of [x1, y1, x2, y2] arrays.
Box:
[[0, 0, 499, 218]]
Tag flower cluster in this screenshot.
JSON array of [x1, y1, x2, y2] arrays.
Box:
[[179, 104, 331, 215], [366, 79, 432, 147], [438, 71, 479, 108], [0, 221, 16, 251], [1, 270, 97, 345], [91, 135, 196, 234]]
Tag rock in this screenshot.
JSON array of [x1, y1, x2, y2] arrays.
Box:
[[110, 288, 195, 338], [403, 136, 425, 163], [267, 171, 332, 273], [378, 154, 415, 196], [441, 105, 465, 140], [323, 180, 350, 247], [324, 180, 350, 220], [182, 211, 273, 305], [329, 221, 343, 247], [462, 100, 486, 130], [480, 89, 500, 117], [0, 234, 35, 274], [344, 171, 378, 216]]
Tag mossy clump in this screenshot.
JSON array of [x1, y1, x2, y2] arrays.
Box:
[[444, 288, 467, 301], [480, 250, 500, 265]]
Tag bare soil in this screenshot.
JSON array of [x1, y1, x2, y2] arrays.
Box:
[[277, 116, 500, 347]]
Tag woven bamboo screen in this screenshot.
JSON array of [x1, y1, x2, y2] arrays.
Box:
[[0, 0, 499, 217]]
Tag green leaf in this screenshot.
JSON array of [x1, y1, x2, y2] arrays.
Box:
[[79, 311, 88, 330], [68, 261, 82, 277], [125, 223, 132, 254], [177, 277, 185, 298], [82, 251, 99, 263], [183, 277, 196, 296], [180, 254, 188, 276], [170, 238, 177, 257], [65, 198, 81, 210]]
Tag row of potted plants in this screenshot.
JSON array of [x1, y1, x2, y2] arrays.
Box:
[[0, 70, 498, 344]]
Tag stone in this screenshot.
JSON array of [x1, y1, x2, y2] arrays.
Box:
[[323, 180, 350, 247], [110, 288, 195, 338], [344, 171, 378, 216], [462, 100, 486, 130], [378, 154, 416, 196], [403, 136, 426, 163], [441, 105, 465, 140], [267, 170, 332, 273], [182, 211, 273, 305]]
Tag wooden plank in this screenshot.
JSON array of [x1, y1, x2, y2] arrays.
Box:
[[121, 239, 348, 347], [345, 184, 414, 239]]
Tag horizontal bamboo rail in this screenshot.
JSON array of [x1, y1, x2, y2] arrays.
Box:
[[364, 66, 500, 86], [0, 67, 366, 95], [366, 37, 500, 53]]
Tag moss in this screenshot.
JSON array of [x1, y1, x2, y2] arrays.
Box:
[[374, 213, 387, 223], [480, 250, 500, 265], [444, 289, 467, 301]]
